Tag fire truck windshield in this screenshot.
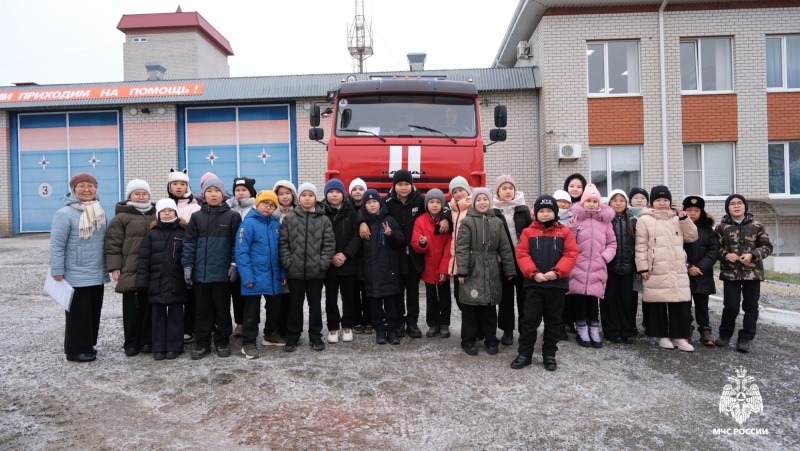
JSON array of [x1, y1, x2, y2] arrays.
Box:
[[335, 95, 477, 138]]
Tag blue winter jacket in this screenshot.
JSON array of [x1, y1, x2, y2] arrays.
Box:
[[235, 209, 285, 296], [49, 194, 111, 288], [181, 202, 242, 283]]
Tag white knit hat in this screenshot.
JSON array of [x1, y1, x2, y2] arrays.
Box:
[[168, 169, 190, 184], [125, 179, 152, 200], [349, 177, 367, 194], [155, 198, 178, 216], [608, 189, 629, 202], [553, 190, 571, 202]]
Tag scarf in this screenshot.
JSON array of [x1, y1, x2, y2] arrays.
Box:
[[493, 191, 526, 246], [127, 201, 152, 214], [70, 200, 106, 239]]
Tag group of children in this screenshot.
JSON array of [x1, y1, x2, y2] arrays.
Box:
[[121, 168, 770, 371]]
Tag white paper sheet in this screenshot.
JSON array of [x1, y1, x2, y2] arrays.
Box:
[[44, 269, 74, 312]]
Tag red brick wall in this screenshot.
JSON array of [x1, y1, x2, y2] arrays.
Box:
[[681, 94, 738, 143], [587, 97, 644, 145], [767, 92, 800, 140]]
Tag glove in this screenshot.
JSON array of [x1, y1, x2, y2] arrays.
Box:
[[228, 265, 239, 282], [184, 267, 193, 286]]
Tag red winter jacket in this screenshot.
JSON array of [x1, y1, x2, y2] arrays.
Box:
[[411, 213, 452, 285], [516, 220, 578, 290]]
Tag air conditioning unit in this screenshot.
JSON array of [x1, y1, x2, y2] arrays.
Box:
[[558, 143, 582, 159], [516, 41, 532, 59]]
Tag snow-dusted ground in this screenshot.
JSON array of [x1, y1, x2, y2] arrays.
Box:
[[1, 234, 798, 449]]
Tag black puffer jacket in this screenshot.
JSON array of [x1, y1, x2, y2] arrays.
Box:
[[136, 220, 188, 304], [685, 214, 719, 295], [361, 207, 405, 298], [609, 211, 637, 275], [279, 203, 335, 280], [324, 200, 361, 276], [181, 202, 242, 283]]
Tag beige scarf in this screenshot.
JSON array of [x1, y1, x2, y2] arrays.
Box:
[[70, 201, 106, 239]]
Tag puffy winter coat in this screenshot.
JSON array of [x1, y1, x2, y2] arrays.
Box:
[[235, 209, 285, 296], [279, 203, 335, 280], [717, 213, 773, 281], [49, 194, 110, 288], [181, 202, 242, 283], [684, 214, 719, 295], [104, 201, 156, 293], [361, 208, 405, 298], [324, 200, 361, 277], [516, 220, 578, 290], [227, 197, 255, 219], [567, 204, 617, 298], [608, 211, 637, 275], [173, 196, 201, 223], [635, 208, 698, 302], [136, 220, 188, 304], [455, 208, 516, 306], [410, 213, 453, 285], [447, 195, 471, 276]]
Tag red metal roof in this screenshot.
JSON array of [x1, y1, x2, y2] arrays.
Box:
[[117, 11, 234, 56]]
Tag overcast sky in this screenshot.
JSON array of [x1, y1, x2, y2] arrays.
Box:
[[0, 0, 519, 86]]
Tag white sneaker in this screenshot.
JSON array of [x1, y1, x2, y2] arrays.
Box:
[[342, 328, 354, 342], [328, 330, 339, 343], [672, 338, 694, 352], [658, 337, 675, 349]]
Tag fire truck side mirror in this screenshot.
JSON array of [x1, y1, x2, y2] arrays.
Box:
[[490, 129, 506, 142], [494, 105, 507, 128], [309, 128, 325, 141], [309, 105, 321, 127]]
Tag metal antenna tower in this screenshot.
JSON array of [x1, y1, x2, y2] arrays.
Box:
[[347, 0, 373, 73]]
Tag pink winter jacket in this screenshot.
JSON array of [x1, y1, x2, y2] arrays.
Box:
[[447, 195, 471, 276], [567, 203, 617, 298]]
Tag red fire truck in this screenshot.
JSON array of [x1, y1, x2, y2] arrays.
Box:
[[309, 77, 506, 193]]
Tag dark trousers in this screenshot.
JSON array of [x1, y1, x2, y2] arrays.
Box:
[[643, 301, 691, 338], [122, 290, 151, 350], [720, 280, 760, 341], [371, 295, 399, 332], [184, 288, 196, 335], [151, 303, 184, 353], [396, 269, 421, 323], [287, 278, 324, 344], [324, 273, 357, 330], [353, 279, 371, 327], [64, 285, 103, 355], [425, 281, 452, 326], [573, 294, 599, 322], [601, 273, 636, 339], [242, 294, 279, 345], [278, 292, 291, 337], [263, 295, 282, 337], [689, 293, 711, 332], [231, 281, 244, 325], [461, 304, 499, 347], [194, 282, 232, 349], [518, 287, 565, 358], [563, 294, 576, 326], [498, 274, 524, 332], [453, 277, 464, 311]]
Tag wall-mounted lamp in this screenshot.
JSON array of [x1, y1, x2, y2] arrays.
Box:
[[157, 107, 166, 115], [129, 108, 138, 116]]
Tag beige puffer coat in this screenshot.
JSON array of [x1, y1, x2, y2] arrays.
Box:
[[634, 208, 698, 303]]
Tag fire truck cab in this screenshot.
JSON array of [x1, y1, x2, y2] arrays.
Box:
[[309, 77, 507, 193]]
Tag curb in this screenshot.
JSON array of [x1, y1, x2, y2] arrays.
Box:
[[709, 295, 800, 328]]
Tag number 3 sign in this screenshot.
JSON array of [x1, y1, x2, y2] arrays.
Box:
[[38, 182, 53, 198]]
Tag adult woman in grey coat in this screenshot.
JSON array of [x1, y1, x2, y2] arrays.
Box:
[[50, 173, 110, 362]]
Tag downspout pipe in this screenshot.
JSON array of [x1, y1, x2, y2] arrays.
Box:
[[659, 0, 670, 185], [536, 88, 543, 196]]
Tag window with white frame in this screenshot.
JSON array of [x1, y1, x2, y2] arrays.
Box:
[[766, 36, 800, 90], [587, 41, 640, 95], [768, 141, 800, 195], [680, 38, 733, 92], [683, 143, 735, 196], [590, 145, 641, 197]]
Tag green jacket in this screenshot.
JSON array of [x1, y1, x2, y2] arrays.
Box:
[[455, 208, 516, 306], [716, 213, 773, 281]]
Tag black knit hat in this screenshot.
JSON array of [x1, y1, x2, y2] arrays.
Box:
[[682, 195, 705, 211], [232, 177, 256, 198], [392, 170, 413, 186], [629, 187, 649, 204], [649, 185, 672, 204], [725, 194, 748, 216], [363, 189, 382, 204], [534, 195, 558, 217]]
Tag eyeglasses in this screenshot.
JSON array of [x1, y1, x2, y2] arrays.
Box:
[[260, 203, 277, 210]]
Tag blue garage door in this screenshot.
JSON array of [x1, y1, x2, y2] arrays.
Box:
[[17, 111, 121, 232], [185, 105, 293, 192]]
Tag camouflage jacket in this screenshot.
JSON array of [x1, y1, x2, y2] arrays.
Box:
[[716, 213, 773, 281]]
